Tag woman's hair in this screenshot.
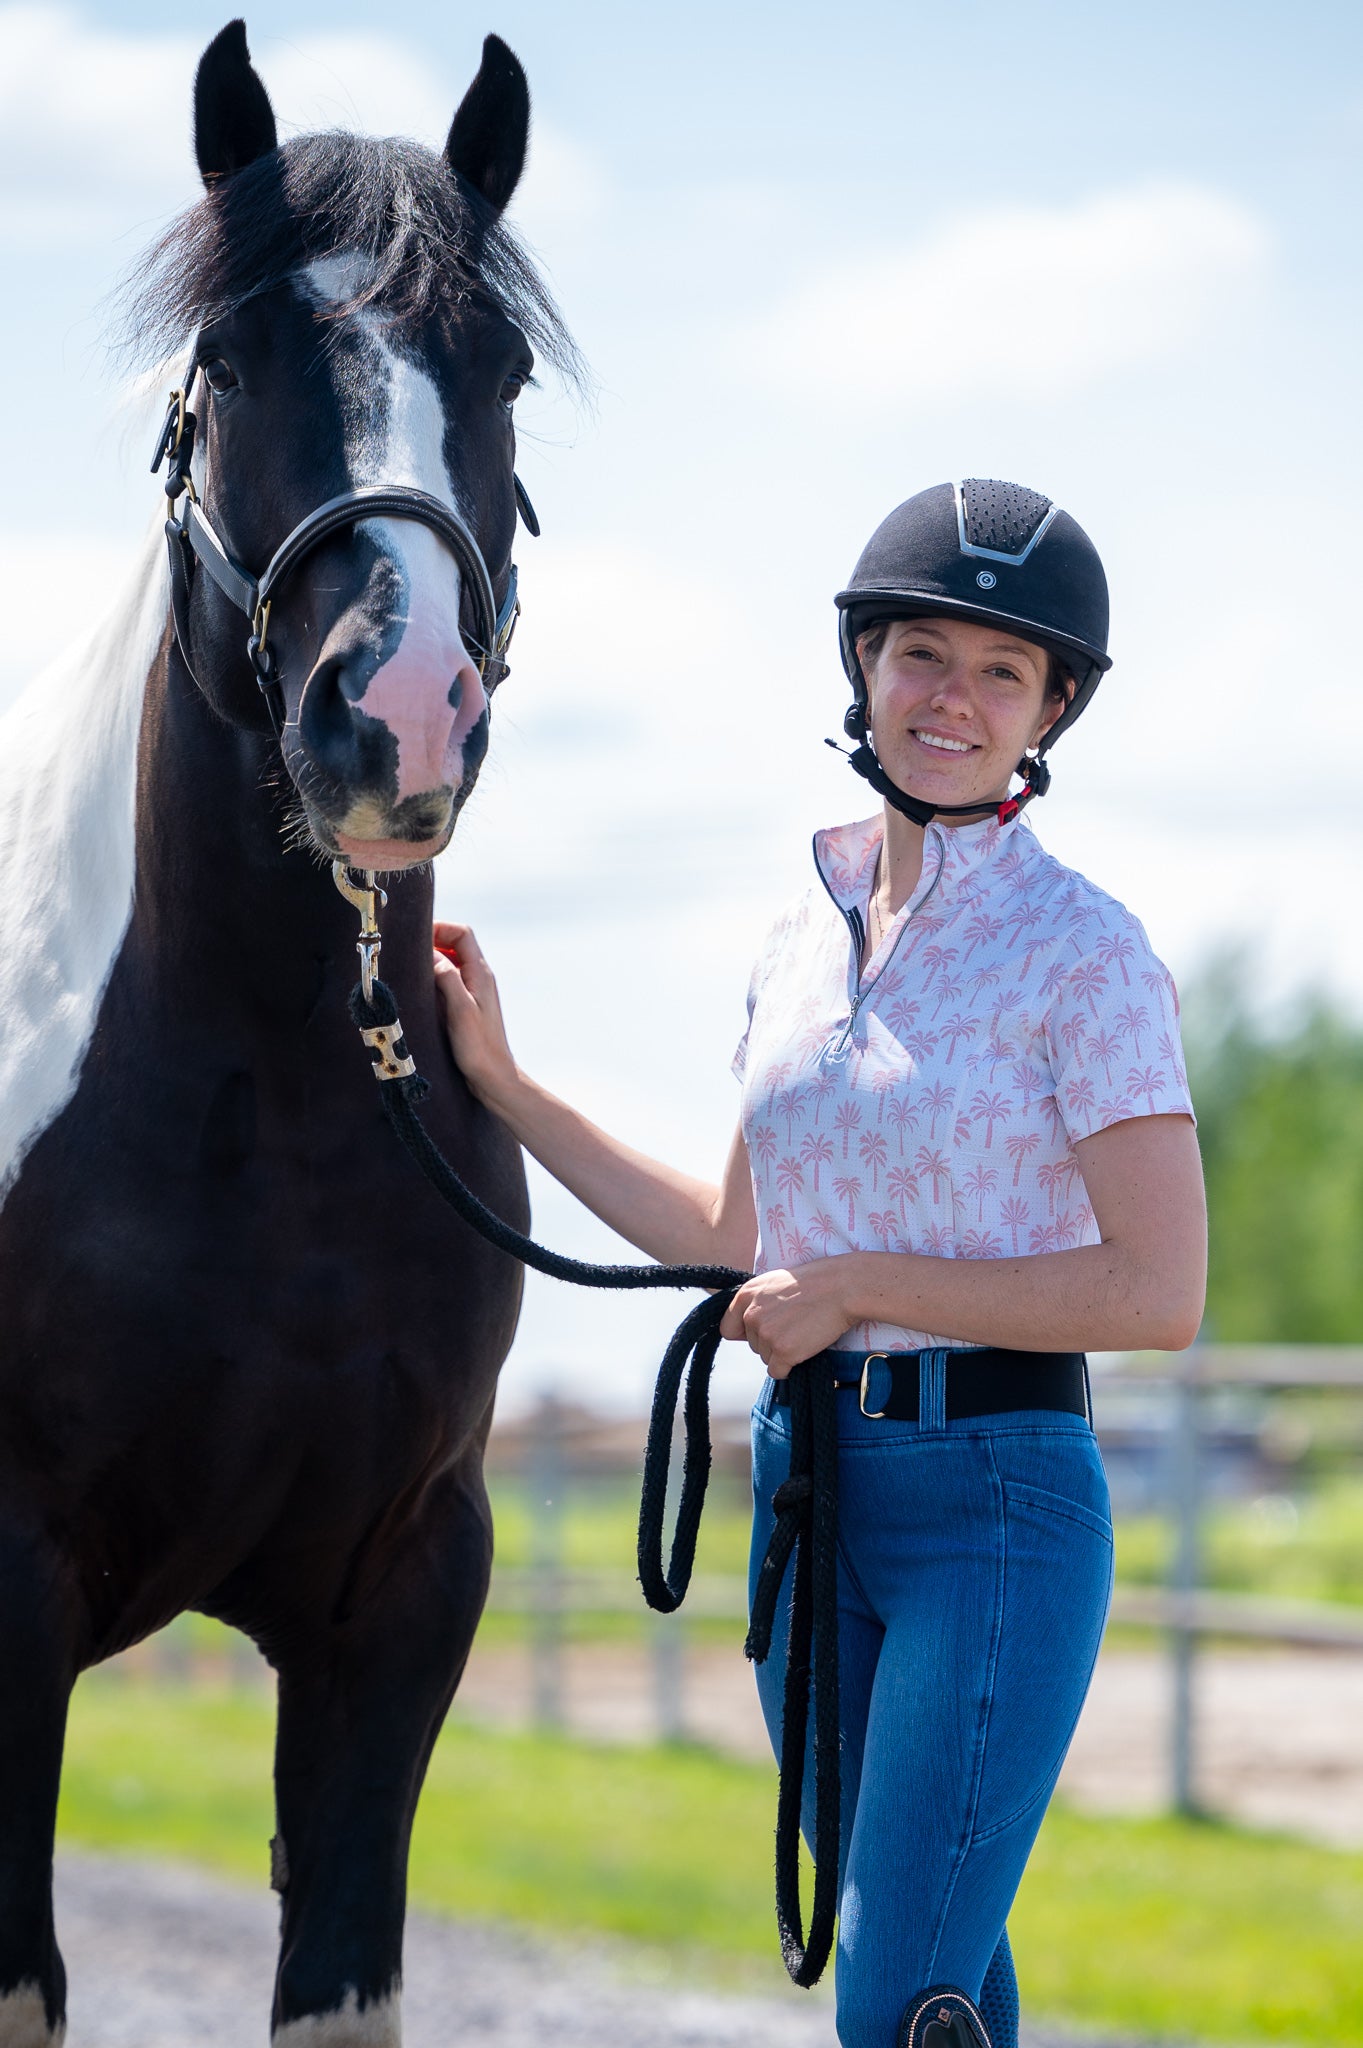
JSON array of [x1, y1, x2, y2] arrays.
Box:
[[857, 619, 1074, 706]]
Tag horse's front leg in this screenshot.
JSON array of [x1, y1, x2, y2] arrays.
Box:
[[0, 1521, 80, 2048], [268, 1461, 494, 2046]]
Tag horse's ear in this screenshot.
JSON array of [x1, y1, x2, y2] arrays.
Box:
[[444, 35, 529, 216], [194, 20, 278, 185]]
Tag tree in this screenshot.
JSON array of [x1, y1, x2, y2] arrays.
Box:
[[1183, 956, 1363, 1342]]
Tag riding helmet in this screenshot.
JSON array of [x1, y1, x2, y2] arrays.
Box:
[[835, 480, 1112, 753]]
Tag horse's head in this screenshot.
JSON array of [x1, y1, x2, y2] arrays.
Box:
[[142, 20, 574, 871]]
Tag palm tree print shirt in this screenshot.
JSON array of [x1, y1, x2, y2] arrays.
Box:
[[734, 811, 1194, 1352]]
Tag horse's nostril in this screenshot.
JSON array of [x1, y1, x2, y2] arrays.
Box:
[[298, 654, 399, 796]]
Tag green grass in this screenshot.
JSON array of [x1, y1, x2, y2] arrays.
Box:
[[485, 1474, 1363, 1630], [1113, 1480, 1363, 1609], [60, 1680, 1363, 2042]]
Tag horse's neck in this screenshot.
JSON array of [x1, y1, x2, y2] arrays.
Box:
[[0, 522, 171, 1196]]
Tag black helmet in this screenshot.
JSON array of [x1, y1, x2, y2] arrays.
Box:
[[837, 477, 1110, 743]]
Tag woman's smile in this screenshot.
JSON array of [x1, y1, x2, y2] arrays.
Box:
[[909, 726, 977, 756]]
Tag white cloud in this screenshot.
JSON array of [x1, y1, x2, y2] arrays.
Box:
[[750, 182, 1269, 408], [0, 5, 602, 240]]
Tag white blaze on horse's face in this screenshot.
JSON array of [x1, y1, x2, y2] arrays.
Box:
[[301, 257, 489, 871]]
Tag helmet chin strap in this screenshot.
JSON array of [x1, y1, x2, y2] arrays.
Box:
[[825, 736, 1050, 828]]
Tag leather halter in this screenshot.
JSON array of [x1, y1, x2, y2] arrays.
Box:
[[150, 363, 536, 738]]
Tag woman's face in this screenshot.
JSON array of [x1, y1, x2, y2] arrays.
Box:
[[859, 614, 1066, 816]]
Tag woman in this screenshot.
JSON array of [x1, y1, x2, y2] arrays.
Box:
[[433, 479, 1206, 2048]]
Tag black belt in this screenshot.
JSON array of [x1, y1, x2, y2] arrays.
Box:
[[769, 1346, 1089, 1422]]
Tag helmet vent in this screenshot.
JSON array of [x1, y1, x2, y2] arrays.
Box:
[[959, 479, 1055, 559]]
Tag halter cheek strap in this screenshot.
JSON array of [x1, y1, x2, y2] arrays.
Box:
[[151, 365, 534, 738]]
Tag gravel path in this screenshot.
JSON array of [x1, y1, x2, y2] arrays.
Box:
[[53, 1852, 1112, 2047]]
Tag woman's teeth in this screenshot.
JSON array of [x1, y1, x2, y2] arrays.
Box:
[[914, 730, 973, 753]]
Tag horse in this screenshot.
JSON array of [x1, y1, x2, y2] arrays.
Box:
[[0, 20, 579, 2044]]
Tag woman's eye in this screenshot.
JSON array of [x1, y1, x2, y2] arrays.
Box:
[[499, 371, 527, 408], [202, 358, 237, 395]]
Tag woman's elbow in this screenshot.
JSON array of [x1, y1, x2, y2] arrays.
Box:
[[1136, 1271, 1206, 1353]]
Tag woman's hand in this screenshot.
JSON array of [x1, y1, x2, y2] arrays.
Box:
[[719, 1259, 854, 1377], [432, 922, 518, 1110]]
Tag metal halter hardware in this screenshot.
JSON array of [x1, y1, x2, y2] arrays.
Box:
[[151, 361, 534, 736]]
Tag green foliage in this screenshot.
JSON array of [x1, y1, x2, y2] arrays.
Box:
[[1115, 1479, 1363, 1606], [59, 1685, 1363, 2041], [1184, 958, 1363, 1341]]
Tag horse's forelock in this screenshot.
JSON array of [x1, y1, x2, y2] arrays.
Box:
[[112, 131, 584, 392]]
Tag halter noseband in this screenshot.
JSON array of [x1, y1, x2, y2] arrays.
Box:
[[151, 360, 535, 737]]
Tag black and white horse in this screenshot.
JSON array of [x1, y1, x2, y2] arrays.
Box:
[[0, 22, 574, 2044]]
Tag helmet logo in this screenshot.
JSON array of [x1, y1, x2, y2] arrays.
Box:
[[976, 570, 997, 590]]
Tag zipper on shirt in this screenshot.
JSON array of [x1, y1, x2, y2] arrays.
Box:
[[814, 827, 948, 1057]]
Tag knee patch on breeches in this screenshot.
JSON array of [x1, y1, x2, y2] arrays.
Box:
[[897, 1985, 993, 2048]]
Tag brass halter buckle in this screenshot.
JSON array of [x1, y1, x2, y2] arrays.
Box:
[[331, 862, 386, 1003]]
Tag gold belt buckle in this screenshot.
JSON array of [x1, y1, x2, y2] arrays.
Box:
[[858, 1353, 890, 1419]]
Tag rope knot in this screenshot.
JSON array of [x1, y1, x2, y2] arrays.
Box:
[[772, 1474, 813, 1516]]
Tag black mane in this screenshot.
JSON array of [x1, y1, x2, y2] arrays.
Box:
[[116, 130, 583, 385]]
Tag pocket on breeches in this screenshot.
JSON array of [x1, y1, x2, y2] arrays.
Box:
[[970, 1442, 1114, 1842]]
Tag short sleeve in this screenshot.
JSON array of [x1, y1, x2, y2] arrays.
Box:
[[1046, 916, 1195, 1143], [732, 896, 802, 1081]]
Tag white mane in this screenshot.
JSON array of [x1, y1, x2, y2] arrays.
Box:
[[0, 518, 167, 1203]]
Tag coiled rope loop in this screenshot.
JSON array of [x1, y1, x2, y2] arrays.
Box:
[[349, 976, 841, 1984]]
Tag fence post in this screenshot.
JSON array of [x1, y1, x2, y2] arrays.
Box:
[[528, 1392, 566, 1732], [652, 1609, 687, 1743], [1168, 1344, 1202, 1815]]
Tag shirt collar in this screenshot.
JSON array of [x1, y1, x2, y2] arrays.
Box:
[[811, 809, 1026, 921]]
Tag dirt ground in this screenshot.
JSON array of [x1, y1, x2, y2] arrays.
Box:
[[53, 1850, 839, 2048], [453, 1636, 1363, 1848]]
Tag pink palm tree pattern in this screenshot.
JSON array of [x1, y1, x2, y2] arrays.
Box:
[[999, 1196, 1029, 1254], [867, 1208, 899, 1250], [731, 809, 1191, 1351], [1005, 1129, 1041, 1184], [1117, 1003, 1150, 1055], [799, 1129, 834, 1192], [886, 1096, 918, 1154], [1084, 1026, 1122, 1085], [1098, 929, 1135, 986], [810, 1209, 840, 1253], [858, 1127, 889, 1191], [968, 1089, 1012, 1147], [832, 1174, 864, 1231], [961, 1163, 999, 1221], [918, 1078, 953, 1138], [834, 1099, 862, 1157]]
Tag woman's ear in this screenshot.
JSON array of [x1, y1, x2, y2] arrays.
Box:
[[193, 20, 277, 185], [1032, 673, 1075, 749]]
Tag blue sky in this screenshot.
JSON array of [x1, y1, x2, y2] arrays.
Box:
[[2, 0, 1360, 1407]]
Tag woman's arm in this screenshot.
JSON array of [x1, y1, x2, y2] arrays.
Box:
[[721, 1113, 1206, 1373], [433, 922, 757, 1271]]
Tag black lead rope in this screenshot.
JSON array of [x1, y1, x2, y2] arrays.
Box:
[[349, 975, 841, 1985]]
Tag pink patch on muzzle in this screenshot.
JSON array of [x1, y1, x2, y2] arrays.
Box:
[[353, 522, 489, 803]]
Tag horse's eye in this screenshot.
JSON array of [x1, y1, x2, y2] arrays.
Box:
[[202, 358, 237, 395], [499, 371, 526, 408]]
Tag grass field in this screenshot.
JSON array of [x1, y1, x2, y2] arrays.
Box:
[[488, 1474, 1363, 1611], [60, 1679, 1363, 2044]]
